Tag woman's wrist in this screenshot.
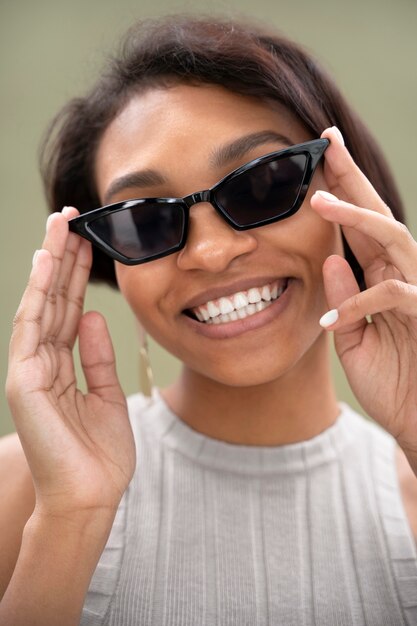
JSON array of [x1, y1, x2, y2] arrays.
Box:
[[28, 501, 119, 536], [0, 507, 116, 626]]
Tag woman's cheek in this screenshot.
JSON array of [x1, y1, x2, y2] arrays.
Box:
[[115, 260, 178, 339], [115, 263, 159, 321]]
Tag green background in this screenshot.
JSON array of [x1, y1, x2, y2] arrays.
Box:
[[1, 0, 416, 436]]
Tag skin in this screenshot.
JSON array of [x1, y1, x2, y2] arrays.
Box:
[[96, 84, 344, 445], [1, 82, 417, 623]]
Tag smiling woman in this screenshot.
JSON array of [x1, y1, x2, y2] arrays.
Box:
[[2, 14, 417, 626]]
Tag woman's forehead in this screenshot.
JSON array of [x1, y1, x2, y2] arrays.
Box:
[[101, 83, 307, 147], [94, 83, 310, 199]]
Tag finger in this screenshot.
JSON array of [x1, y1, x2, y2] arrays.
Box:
[[78, 311, 125, 406], [320, 126, 392, 217], [9, 249, 54, 362], [363, 258, 406, 289], [322, 254, 360, 308], [52, 207, 82, 338], [320, 127, 394, 274], [310, 190, 417, 283], [52, 237, 92, 401], [320, 279, 417, 331], [56, 238, 92, 349], [320, 254, 367, 351], [39, 212, 72, 341]]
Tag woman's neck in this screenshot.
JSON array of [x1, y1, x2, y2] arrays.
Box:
[[162, 335, 340, 446]]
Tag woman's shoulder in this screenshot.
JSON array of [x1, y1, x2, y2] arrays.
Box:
[[0, 432, 35, 523], [0, 432, 35, 597], [396, 444, 417, 543], [0, 431, 34, 498], [342, 404, 417, 543]]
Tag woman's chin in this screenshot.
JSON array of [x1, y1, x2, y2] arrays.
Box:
[[179, 322, 328, 390], [184, 353, 297, 389]]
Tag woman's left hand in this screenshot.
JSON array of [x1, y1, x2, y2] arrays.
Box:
[[310, 126, 417, 466]]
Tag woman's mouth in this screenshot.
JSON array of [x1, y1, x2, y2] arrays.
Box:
[[186, 278, 289, 324]]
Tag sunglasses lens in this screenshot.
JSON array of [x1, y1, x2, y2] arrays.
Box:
[[215, 154, 308, 227], [88, 202, 185, 261]]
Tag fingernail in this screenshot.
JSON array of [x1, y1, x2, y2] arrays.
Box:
[[32, 250, 40, 266], [315, 190, 339, 202], [319, 309, 339, 328], [62, 206, 72, 216], [332, 126, 345, 146], [46, 213, 55, 231]]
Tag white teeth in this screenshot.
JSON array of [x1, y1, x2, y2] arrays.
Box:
[[237, 307, 248, 319], [190, 279, 289, 325], [261, 285, 272, 301], [207, 301, 220, 318], [247, 287, 262, 303], [200, 307, 210, 321], [218, 297, 235, 315], [233, 292, 248, 309]]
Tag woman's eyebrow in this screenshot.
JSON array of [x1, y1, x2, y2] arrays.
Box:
[[209, 130, 293, 168], [104, 169, 168, 204], [103, 130, 292, 204]]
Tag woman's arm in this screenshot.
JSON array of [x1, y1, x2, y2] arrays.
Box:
[[1, 207, 136, 624], [0, 434, 116, 626], [397, 445, 417, 542], [0, 507, 115, 626], [0, 433, 35, 600], [311, 127, 417, 476]]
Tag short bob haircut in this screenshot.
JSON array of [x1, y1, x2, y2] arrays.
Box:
[[40, 14, 405, 289]]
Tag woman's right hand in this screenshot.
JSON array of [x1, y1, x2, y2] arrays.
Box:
[[5, 207, 136, 522]]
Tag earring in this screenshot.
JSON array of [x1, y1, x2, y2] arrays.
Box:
[[139, 330, 154, 397]]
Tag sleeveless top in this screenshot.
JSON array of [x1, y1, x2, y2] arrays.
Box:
[[80, 391, 417, 626]]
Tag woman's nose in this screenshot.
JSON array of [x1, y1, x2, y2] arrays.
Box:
[[176, 203, 258, 273]]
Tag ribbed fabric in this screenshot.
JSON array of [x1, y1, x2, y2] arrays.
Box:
[[80, 391, 417, 626]]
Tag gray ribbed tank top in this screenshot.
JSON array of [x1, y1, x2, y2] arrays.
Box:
[[80, 391, 417, 626]]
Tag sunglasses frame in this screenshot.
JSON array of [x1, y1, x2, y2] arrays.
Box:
[[68, 137, 329, 265]]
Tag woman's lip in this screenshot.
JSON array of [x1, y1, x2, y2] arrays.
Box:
[[181, 278, 294, 338], [181, 275, 291, 311]]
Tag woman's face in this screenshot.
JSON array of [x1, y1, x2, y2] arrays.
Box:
[[95, 83, 343, 386]]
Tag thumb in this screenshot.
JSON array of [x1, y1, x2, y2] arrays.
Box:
[[321, 254, 367, 354], [323, 254, 359, 308], [78, 311, 125, 405]]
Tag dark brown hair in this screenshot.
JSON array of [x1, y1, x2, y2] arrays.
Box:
[[40, 14, 405, 289]]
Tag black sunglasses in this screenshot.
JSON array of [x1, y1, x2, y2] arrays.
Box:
[[68, 138, 329, 265]]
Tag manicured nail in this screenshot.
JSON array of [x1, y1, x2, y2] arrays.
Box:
[[315, 190, 339, 202], [332, 126, 345, 146], [32, 250, 40, 266], [319, 309, 339, 328]]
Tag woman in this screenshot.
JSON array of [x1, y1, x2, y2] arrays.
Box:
[[1, 14, 417, 626]]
